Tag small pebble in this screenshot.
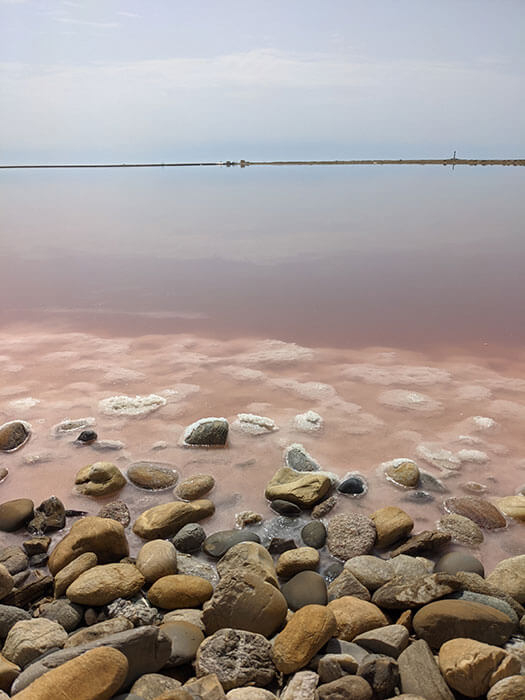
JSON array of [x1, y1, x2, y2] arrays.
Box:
[[301, 521, 327, 549], [270, 500, 302, 517], [76, 429, 97, 444], [337, 474, 368, 496]]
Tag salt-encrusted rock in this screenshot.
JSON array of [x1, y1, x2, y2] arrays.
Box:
[[216, 542, 278, 587], [66, 563, 144, 606], [159, 620, 204, 666], [358, 654, 399, 699], [136, 539, 178, 584], [435, 551, 484, 576], [232, 414, 278, 436], [316, 676, 373, 700], [48, 516, 128, 575], [37, 599, 83, 632], [0, 566, 13, 601], [439, 638, 520, 697], [97, 500, 131, 528], [196, 628, 276, 691], [437, 513, 484, 546], [496, 494, 525, 521], [3, 618, 68, 667], [183, 417, 228, 446], [398, 639, 454, 700], [130, 673, 182, 699], [127, 462, 178, 490], [184, 674, 225, 698], [175, 473, 215, 500], [301, 521, 326, 549], [235, 511, 263, 528], [281, 571, 327, 610], [173, 523, 206, 552], [385, 459, 420, 488], [133, 499, 215, 540], [8, 647, 128, 700], [487, 675, 525, 700], [294, 410, 323, 432], [0, 499, 34, 532], [388, 530, 450, 558], [203, 529, 260, 558], [99, 394, 167, 416], [413, 599, 515, 648], [74, 462, 126, 497], [147, 574, 213, 609], [486, 555, 525, 603], [54, 552, 98, 597], [444, 496, 507, 529], [280, 670, 319, 699], [345, 556, 393, 591], [327, 596, 388, 641], [328, 568, 371, 602], [272, 604, 336, 674], [353, 624, 409, 659], [0, 605, 30, 641], [326, 513, 376, 560], [372, 573, 461, 609], [203, 572, 287, 637], [265, 468, 331, 508], [53, 417, 95, 435], [64, 617, 133, 647], [370, 506, 414, 548], [276, 546, 319, 578], [312, 496, 337, 519], [284, 443, 320, 471], [0, 421, 30, 452]]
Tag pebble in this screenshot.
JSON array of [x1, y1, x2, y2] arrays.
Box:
[[312, 496, 337, 519], [276, 546, 320, 578], [444, 496, 507, 529], [265, 468, 332, 508], [270, 499, 302, 516], [284, 443, 320, 471], [127, 462, 178, 490], [3, 618, 68, 667], [370, 506, 414, 548], [317, 676, 373, 700], [133, 500, 215, 540], [202, 529, 260, 558], [183, 417, 229, 446], [136, 539, 178, 584], [327, 568, 371, 602], [175, 473, 215, 500], [97, 500, 131, 527], [0, 499, 34, 532], [172, 523, 206, 553], [337, 473, 368, 496], [326, 513, 376, 560], [66, 563, 145, 606], [0, 421, 30, 452], [327, 596, 388, 641], [385, 459, 420, 488], [435, 551, 484, 576], [76, 429, 97, 444], [281, 571, 327, 609], [437, 513, 484, 546], [353, 624, 409, 658], [147, 574, 213, 610], [301, 520, 327, 548]]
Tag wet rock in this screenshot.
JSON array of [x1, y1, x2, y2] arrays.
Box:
[[177, 553, 219, 586], [183, 417, 229, 446], [147, 574, 213, 610], [133, 499, 214, 540], [326, 513, 376, 560], [159, 620, 204, 666], [370, 506, 414, 548], [496, 494, 525, 522], [173, 523, 206, 553], [216, 542, 278, 586], [37, 599, 83, 632], [388, 530, 450, 558], [444, 496, 507, 529], [203, 529, 260, 558], [385, 459, 419, 488], [486, 555, 525, 603], [265, 468, 332, 508], [53, 417, 95, 436], [358, 654, 399, 700], [0, 468, 7, 483], [418, 470, 447, 492], [196, 628, 276, 691], [281, 571, 327, 610], [0, 421, 30, 452], [268, 538, 296, 555], [345, 556, 393, 591], [66, 563, 145, 606], [402, 490, 433, 503], [327, 568, 371, 601], [487, 675, 525, 700], [175, 473, 215, 500], [270, 499, 302, 516], [130, 673, 183, 699], [435, 551, 484, 576], [372, 573, 461, 609], [337, 473, 368, 496], [64, 616, 133, 647], [127, 462, 178, 490], [3, 618, 68, 667], [312, 496, 337, 519], [284, 443, 320, 471], [75, 429, 97, 444], [97, 500, 131, 528], [301, 520, 327, 548], [28, 496, 66, 534], [437, 513, 484, 546], [327, 597, 388, 641], [136, 539, 178, 584], [398, 639, 454, 700], [353, 624, 409, 658], [276, 547, 319, 578], [0, 499, 34, 532], [316, 676, 373, 700], [75, 462, 126, 497], [54, 552, 98, 597]]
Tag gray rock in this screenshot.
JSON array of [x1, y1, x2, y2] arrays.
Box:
[[105, 598, 161, 627], [455, 571, 525, 618], [130, 673, 182, 700], [64, 616, 133, 647], [447, 590, 519, 625], [326, 513, 376, 561], [435, 551, 484, 576], [97, 500, 131, 528], [270, 500, 302, 516], [317, 653, 358, 683], [390, 554, 434, 579], [437, 513, 484, 546], [159, 620, 204, 666], [38, 599, 84, 631], [345, 556, 393, 591], [285, 443, 320, 471], [353, 625, 409, 658], [316, 676, 373, 700], [372, 574, 461, 609], [281, 571, 327, 610], [195, 628, 276, 691], [281, 671, 319, 700], [0, 604, 31, 641], [398, 640, 454, 700], [173, 523, 206, 553], [327, 568, 371, 602], [183, 417, 229, 446], [203, 529, 261, 558], [301, 521, 327, 549], [358, 654, 399, 700], [419, 471, 447, 493], [322, 639, 370, 664], [0, 546, 28, 575]]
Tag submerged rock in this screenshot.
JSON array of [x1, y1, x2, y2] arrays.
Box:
[[337, 473, 368, 496], [444, 496, 507, 529], [0, 421, 31, 452], [127, 462, 178, 490]]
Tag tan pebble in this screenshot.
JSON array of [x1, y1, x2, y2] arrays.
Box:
[[175, 474, 215, 500], [371, 506, 414, 548], [276, 547, 319, 578], [272, 604, 337, 673], [148, 574, 213, 609], [327, 596, 388, 641]]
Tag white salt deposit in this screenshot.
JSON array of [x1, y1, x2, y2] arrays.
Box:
[[456, 385, 492, 400], [416, 444, 461, 471], [218, 365, 266, 382], [92, 440, 125, 450], [24, 452, 53, 464], [378, 390, 443, 413], [471, 416, 497, 431], [271, 378, 337, 401], [8, 397, 40, 411], [99, 394, 167, 416], [53, 417, 95, 435], [456, 449, 490, 464], [160, 384, 201, 401], [241, 339, 314, 366], [151, 441, 169, 450], [343, 363, 451, 386], [293, 410, 323, 432], [232, 413, 279, 435]]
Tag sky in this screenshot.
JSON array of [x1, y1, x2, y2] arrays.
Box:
[[1, 0, 524, 162]]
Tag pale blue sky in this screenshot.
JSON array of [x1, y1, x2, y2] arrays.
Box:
[[1, 0, 524, 162]]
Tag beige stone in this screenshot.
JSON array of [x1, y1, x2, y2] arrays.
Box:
[[227, 690, 277, 699], [327, 596, 388, 641], [66, 563, 145, 606], [217, 542, 278, 586], [133, 499, 215, 539], [272, 604, 337, 673], [265, 468, 332, 508], [486, 555, 525, 604], [3, 619, 68, 668], [487, 675, 525, 700], [0, 564, 14, 600], [276, 547, 319, 578], [437, 513, 484, 546], [183, 673, 226, 699], [148, 574, 213, 609], [136, 539, 178, 584], [54, 552, 98, 597], [496, 494, 525, 522], [74, 462, 126, 497], [385, 460, 419, 488], [0, 653, 19, 693], [64, 616, 133, 647], [175, 473, 215, 500], [371, 506, 414, 548]]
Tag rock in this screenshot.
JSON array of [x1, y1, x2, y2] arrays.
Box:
[[437, 513, 484, 546], [27, 496, 66, 534], [398, 639, 454, 700], [203, 529, 260, 558], [388, 530, 451, 558], [54, 551, 98, 597], [487, 555, 525, 603], [97, 500, 131, 527], [203, 572, 287, 637], [0, 546, 28, 576], [439, 637, 520, 697], [173, 523, 206, 553], [37, 599, 83, 632], [216, 542, 278, 586], [0, 605, 31, 641], [64, 617, 133, 647], [105, 598, 161, 627], [183, 418, 228, 446], [76, 429, 97, 444], [270, 499, 302, 516], [337, 474, 368, 496], [148, 575, 213, 609], [496, 494, 525, 521], [487, 675, 525, 700], [284, 443, 320, 471], [184, 673, 226, 698], [281, 571, 327, 610], [48, 516, 129, 575], [372, 573, 461, 608], [328, 569, 371, 602], [358, 654, 399, 700], [2, 618, 68, 667], [163, 608, 204, 631], [316, 676, 373, 700], [130, 673, 182, 699], [390, 554, 434, 578], [323, 639, 369, 663], [317, 653, 358, 683], [402, 490, 433, 504], [413, 599, 515, 648], [276, 547, 319, 578], [344, 556, 393, 591], [0, 421, 30, 452], [0, 468, 7, 483], [455, 571, 525, 618], [232, 413, 278, 436], [272, 604, 336, 673], [444, 496, 507, 529], [227, 689, 277, 700], [326, 513, 376, 560], [196, 628, 276, 691], [0, 652, 19, 693], [312, 496, 337, 519], [265, 468, 332, 508], [159, 620, 204, 666], [175, 474, 215, 500], [127, 462, 178, 490], [8, 647, 128, 700], [370, 507, 414, 548], [301, 521, 326, 549], [66, 563, 145, 606], [0, 566, 13, 601], [75, 462, 127, 497], [136, 540, 178, 583], [133, 500, 215, 540], [0, 499, 34, 532], [327, 596, 388, 641], [385, 459, 419, 488], [176, 553, 219, 586], [353, 624, 409, 658], [435, 551, 484, 576], [22, 537, 50, 556], [280, 670, 318, 699], [235, 511, 263, 528], [268, 537, 296, 555]]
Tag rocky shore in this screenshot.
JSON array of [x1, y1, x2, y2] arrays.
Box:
[[0, 417, 524, 699]]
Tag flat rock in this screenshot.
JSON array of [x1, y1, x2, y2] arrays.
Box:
[[216, 542, 277, 586], [326, 513, 376, 560], [327, 596, 388, 641], [66, 563, 145, 606], [344, 556, 393, 591], [133, 499, 215, 540], [136, 539, 178, 584], [64, 616, 133, 647], [398, 639, 454, 700], [2, 618, 68, 667], [388, 530, 450, 558], [276, 546, 319, 578], [1, 546, 29, 575], [370, 506, 414, 548], [437, 513, 484, 546], [159, 620, 204, 666], [486, 555, 525, 603], [327, 569, 371, 602], [353, 624, 409, 658], [127, 462, 178, 490], [75, 462, 126, 497], [444, 496, 507, 529], [281, 571, 327, 610], [97, 500, 131, 528], [147, 574, 213, 609], [372, 573, 461, 608], [175, 474, 215, 500], [202, 529, 260, 558], [0, 499, 34, 532], [0, 421, 30, 452], [183, 417, 228, 446], [265, 467, 332, 508]]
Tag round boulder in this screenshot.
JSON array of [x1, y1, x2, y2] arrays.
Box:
[[174, 474, 215, 500], [435, 551, 484, 576], [0, 421, 31, 452], [0, 499, 34, 532]]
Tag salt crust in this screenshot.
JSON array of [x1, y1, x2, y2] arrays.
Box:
[[378, 389, 443, 413], [271, 378, 337, 401], [471, 416, 497, 431], [52, 417, 95, 434], [240, 339, 314, 366], [293, 410, 323, 432], [98, 394, 167, 416], [8, 397, 40, 411], [343, 363, 451, 386], [102, 367, 146, 382], [160, 384, 200, 401], [416, 443, 489, 471], [231, 414, 279, 435], [218, 365, 266, 382], [456, 385, 492, 400]]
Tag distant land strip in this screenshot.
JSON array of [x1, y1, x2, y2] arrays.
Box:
[[1, 158, 524, 169]]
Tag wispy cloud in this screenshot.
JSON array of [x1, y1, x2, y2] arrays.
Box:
[[117, 11, 141, 19], [55, 17, 119, 29], [0, 0, 28, 4]]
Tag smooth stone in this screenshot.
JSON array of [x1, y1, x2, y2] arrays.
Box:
[[66, 563, 145, 606], [385, 460, 419, 488], [486, 555, 525, 603], [344, 556, 393, 591], [2, 618, 68, 667], [398, 639, 454, 700], [390, 554, 434, 578], [327, 597, 388, 641], [327, 569, 371, 602], [76, 429, 97, 444], [97, 500, 131, 528], [48, 516, 129, 575], [272, 604, 337, 674], [37, 599, 83, 632], [372, 573, 461, 608], [147, 574, 213, 609], [444, 496, 507, 529], [496, 494, 525, 521], [54, 552, 98, 597], [316, 653, 358, 683], [0, 605, 31, 641], [487, 676, 525, 700], [0, 566, 13, 601], [183, 417, 228, 446], [265, 468, 332, 508], [268, 537, 297, 555], [136, 539, 178, 584], [301, 521, 327, 549], [337, 474, 368, 496], [276, 547, 319, 579], [284, 443, 320, 471], [388, 530, 451, 558], [281, 571, 327, 610], [75, 462, 127, 497], [159, 620, 204, 666], [0, 421, 30, 452], [196, 628, 276, 691], [413, 599, 515, 648], [227, 689, 277, 700], [358, 654, 399, 699], [0, 652, 20, 693], [64, 617, 133, 647], [312, 496, 337, 519], [455, 571, 525, 618], [133, 500, 215, 540], [203, 529, 260, 558], [437, 513, 484, 546], [353, 624, 409, 659], [326, 513, 376, 560], [270, 499, 302, 516], [435, 551, 484, 576], [127, 462, 178, 490], [447, 591, 519, 624], [216, 542, 278, 587], [0, 546, 28, 575], [162, 608, 204, 632], [174, 474, 215, 500], [131, 673, 182, 699], [0, 499, 34, 532], [172, 523, 206, 553], [316, 676, 373, 700]]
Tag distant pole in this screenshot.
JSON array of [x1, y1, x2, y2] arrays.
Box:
[[452, 150, 457, 170]]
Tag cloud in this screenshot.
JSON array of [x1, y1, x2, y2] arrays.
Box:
[[55, 17, 118, 28], [117, 11, 141, 18]]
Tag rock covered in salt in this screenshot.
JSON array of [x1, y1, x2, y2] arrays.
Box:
[[231, 413, 278, 435], [294, 410, 323, 432], [99, 394, 167, 416], [52, 417, 95, 435]]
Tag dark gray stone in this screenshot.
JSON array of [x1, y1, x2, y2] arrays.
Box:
[[398, 639, 454, 700], [38, 599, 84, 632], [172, 523, 206, 553], [268, 538, 297, 555], [358, 654, 399, 700], [0, 546, 28, 575], [184, 418, 228, 446], [301, 521, 327, 549], [285, 444, 320, 471], [337, 475, 368, 496], [270, 499, 302, 517], [76, 430, 97, 444], [203, 529, 260, 558], [0, 603, 31, 641]]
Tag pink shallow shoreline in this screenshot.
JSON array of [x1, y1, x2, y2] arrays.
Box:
[[0, 326, 524, 570]]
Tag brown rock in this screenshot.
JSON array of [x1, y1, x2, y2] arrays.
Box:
[[276, 547, 319, 578], [227, 689, 277, 700], [265, 467, 332, 508], [133, 500, 215, 539], [272, 604, 337, 673], [148, 574, 213, 609], [327, 596, 388, 641], [495, 494, 525, 522], [217, 542, 277, 586], [487, 675, 525, 700], [388, 530, 451, 557], [0, 652, 19, 693], [0, 499, 34, 533], [316, 676, 373, 700], [372, 573, 461, 608], [0, 421, 30, 452], [327, 568, 371, 602], [398, 639, 454, 700], [54, 552, 98, 597], [444, 496, 507, 529], [130, 672, 182, 699], [486, 555, 525, 603], [437, 513, 484, 546], [353, 624, 409, 658], [22, 537, 50, 556], [66, 563, 145, 606], [74, 462, 126, 497], [184, 673, 226, 698], [0, 565, 13, 601], [2, 618, 68, 668], [385, 460, 419, 488], [175, 474, 215, 500], [326, 513, 377, 560], [136, 539, 178, 584], [312, 495, 337, 519], [455, 571, 525, 618], [371, 506, 414, 548], [127, 461, 178, 490]]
